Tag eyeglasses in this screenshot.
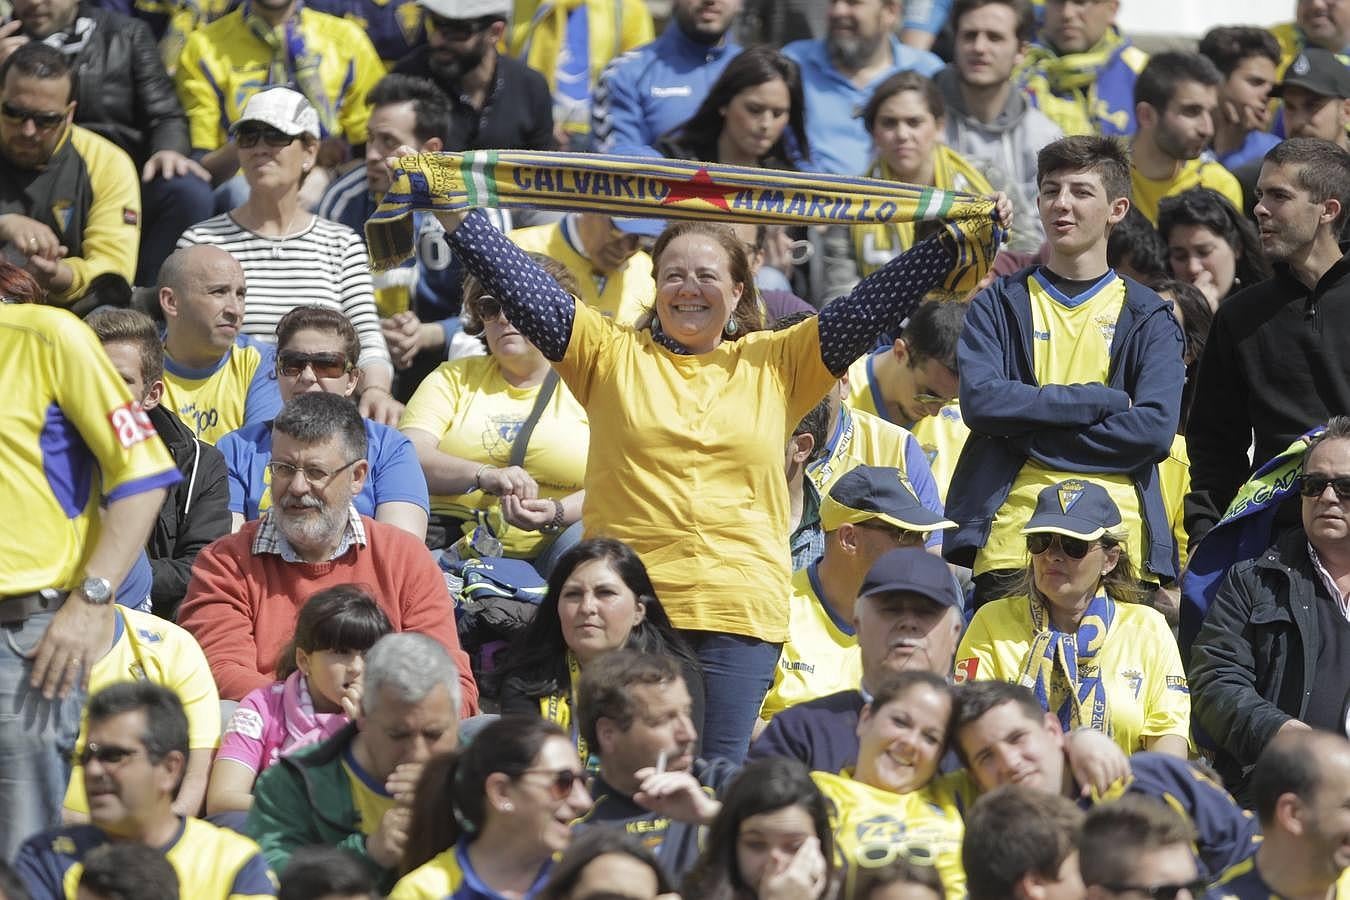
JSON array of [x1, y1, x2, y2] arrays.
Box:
[[266, 457, 360, 487], [235, 124, 298, 148], [516, 767, 587, 801], [1299, 473, 1350, 499], [277, 351, 353, 379], [1099, 880, 1208, 900], [426, 13, 497, 39], [78, 742, 144, 767], [1, 101, 67, 131], [914, 392, 950, 407], [473, 295, 504, 323], [859, 519, 928, 547], [1026, 533, 1098, 559]]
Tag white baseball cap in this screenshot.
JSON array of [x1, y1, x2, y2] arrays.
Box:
[[415, 0, 510, 19], [231, 87, 321, 140]]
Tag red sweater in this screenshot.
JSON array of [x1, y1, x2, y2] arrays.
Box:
[[178, 516, 479, 713]]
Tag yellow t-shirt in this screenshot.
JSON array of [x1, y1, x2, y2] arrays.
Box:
[[1160, 434, 1190, 569], [342, 747, 396, 837], [1130, 158, 1245, 225], [399, 355, 589, 558], [760, 564, 863, 723], [811, 770, 966, 900], [161, 336, 281, 444], [65, 609, 220, 815], [954, 596, 1191, 754], [555, 303, 836, 640], [976, 272, 1145, 575], [510, 220, 652, 325], [809, 408, 920, 496]]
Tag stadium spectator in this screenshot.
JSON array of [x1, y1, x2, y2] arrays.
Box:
[[12, 683, 275, 900], [938, 0, 1063, 253], [571, 651, 736, 881], [1129, 52, 1243, 225], [655, 47, 811, 171], [392, 716, 591, 899], [945, 135, 1183, 605], [963, 786, 1085, 900], [177, 391, 474, 709], [858, 860, 947, 900], [246, 633, 462, 893], [394, 0, 555, 153], [156, 246, 283, 445], [1105, 206, 1169, 284], [0, 43, 140, 312], [0, 298, 177, 859], [509, 215, 659, 326], [788, 394, 831, 572], [535, 828, 676, 900], [783, 0, 943, 176], [1205, 731, 1350, 900], [1078, 795, 1203, 900], [1278, 48, 1350, 150], [1185, 138, 1350, 543], [206, 586, 393, 814], [276, 847, 377, 900], [956, 480, 1191, 757], [1197, 27, 1282, 171], [1157, 188, 1271, 311], [1271, 0, 1350, 71], [176, 89, 398, 426], [76, 843, 180, 900], [215, 306, 429, 538], [591, 0, 743, 157], [497, 540, 704, 766], [306, 0, 425, 66]]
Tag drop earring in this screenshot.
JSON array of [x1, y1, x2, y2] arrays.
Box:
[[723, 318, 738, 337]]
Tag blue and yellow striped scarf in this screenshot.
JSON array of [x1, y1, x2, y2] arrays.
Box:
[[1018, 592, 1116, 735], [366, 151, 1002, 299]]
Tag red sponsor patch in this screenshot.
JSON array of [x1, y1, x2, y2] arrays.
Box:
[[108, 402, 156, 449], [953, 658, 979, 684], [123, 208, 138, 226]]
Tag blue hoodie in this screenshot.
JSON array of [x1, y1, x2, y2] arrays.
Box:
[[942, 268, 1184, 580]]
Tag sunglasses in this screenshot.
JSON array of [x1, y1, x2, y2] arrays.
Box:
[[277, 351, 353, 379], [426, 13, 497, 39], [858, 519, 928, 547], [1, 101, 66, 130], [1026, 533, 1098, 559], [1100, 880, 1208, 900], [235, 124, 298, 148], [1299, 473, 1350, 499], [78, 742, 144, 767], [517, 766, 587, 801], [473, 295, 504, 323]]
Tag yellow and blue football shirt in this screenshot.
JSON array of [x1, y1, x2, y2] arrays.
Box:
[[1205, 853, 1350, 900], [12, 818, 277, 899], [388, 838, 553, 900], [0, 305, 179, 595], [1131, 158, 1245, 225], [510, 218, 652, 326], [341, 744, 395, 837], [760, 563, 864, 723], [161, 335, 282, 445]]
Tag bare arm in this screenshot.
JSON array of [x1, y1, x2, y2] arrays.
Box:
[[172, 747, 214, 817], [374, 500, 428, 541], [206, 757, 258, 814]]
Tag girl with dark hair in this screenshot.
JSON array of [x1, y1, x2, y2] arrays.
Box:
[[655, 47, 811, 171], [498, 538, 704, 768], [536, 827, 676, 900], [392, 717, 592, 899], [206, 585, 392, 813], [1158, 187, 1271, 311], [681, 757, 835, 900], [857, 858, 945, 900]]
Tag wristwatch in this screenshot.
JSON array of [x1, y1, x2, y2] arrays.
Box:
[[80, 576, 114, 606], [540, 499, 566, 535]]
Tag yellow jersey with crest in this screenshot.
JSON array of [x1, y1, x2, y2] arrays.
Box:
[[975, 271, 1144, 575], [1130, 158, 1244, 225], [760, 564, 863, 723]]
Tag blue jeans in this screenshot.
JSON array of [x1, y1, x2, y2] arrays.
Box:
[[138, 173, 215, 286], [0, 610, 85, 862], [680, 631, 781, 765]]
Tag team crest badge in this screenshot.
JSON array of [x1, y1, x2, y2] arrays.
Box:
[[1294, 54, 1311, 76], [396, 1, 424, 46], [50, 200, 73, 237], [1058, 480, 1086, 513]]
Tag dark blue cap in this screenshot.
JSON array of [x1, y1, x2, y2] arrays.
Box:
[[1021, 479, 1123, 540], [858, 547, 962, 609], [820, 465, 956, 533]]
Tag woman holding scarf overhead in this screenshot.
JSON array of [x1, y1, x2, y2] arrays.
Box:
[[420, 167, 1010, 765], [954, 480, 1190, 758]]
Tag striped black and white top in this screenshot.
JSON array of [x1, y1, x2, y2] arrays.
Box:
[[177, 214, 392, 372]]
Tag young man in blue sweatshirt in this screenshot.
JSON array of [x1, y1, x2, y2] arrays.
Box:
[[943, 134, 1184, 609]]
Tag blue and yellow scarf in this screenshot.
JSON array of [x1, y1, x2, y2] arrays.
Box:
[[1018, 593, 1116, 735]]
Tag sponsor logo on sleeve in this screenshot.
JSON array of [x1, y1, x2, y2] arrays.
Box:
[[108, 402, 157, 449], [954, 658, 979, 684]]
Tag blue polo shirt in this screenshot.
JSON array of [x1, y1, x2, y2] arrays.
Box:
[[782, 34, 943, 176]]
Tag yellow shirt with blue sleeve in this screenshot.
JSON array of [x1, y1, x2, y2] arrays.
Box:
[[0, 305, 179, 595], [1130, 158, 1245, 225], [954, 596, 1191, 754], [975, 271, 1146, 575], [1206, 854, 1350, 900], [388, 839, 553, 900], [174, 6, 383, 150], [811, 770, 965, 900], [65, 608, 220, 816], [341, 744, 396, 837], [12, 818, 277, 900], [161, 336, 282, 444], [554, 303, 836, 641], [399, 354, 589, 559], [760, 564, 863, 723], [510, 218, 652, 325]]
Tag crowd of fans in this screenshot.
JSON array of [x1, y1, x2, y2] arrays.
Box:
[[4, 0, 1350, 897]]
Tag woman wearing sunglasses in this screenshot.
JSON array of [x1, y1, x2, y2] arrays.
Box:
[[391, 716, 593, 900], [177, 87, 399, 426], [215, 305, 430, 539], [399, 256, 588, 567], [955, 480, 1191, 758]]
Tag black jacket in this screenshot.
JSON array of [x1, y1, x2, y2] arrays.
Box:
[[1189, 529, 1323, 798], [1185, 252, 1350, 543], [62, 4, 190, 165], [146, 403, 230, 618]]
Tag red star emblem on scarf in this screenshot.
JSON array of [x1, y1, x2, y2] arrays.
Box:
[[659, 167, 731, 210]]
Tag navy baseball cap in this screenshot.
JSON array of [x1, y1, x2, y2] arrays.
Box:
[[1275, 47, 1350, 99], [611, 216, 665, 239], [1021, 479, 1123, 541], [858, 548, 962, 609], [820, 465, 956, 533]]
